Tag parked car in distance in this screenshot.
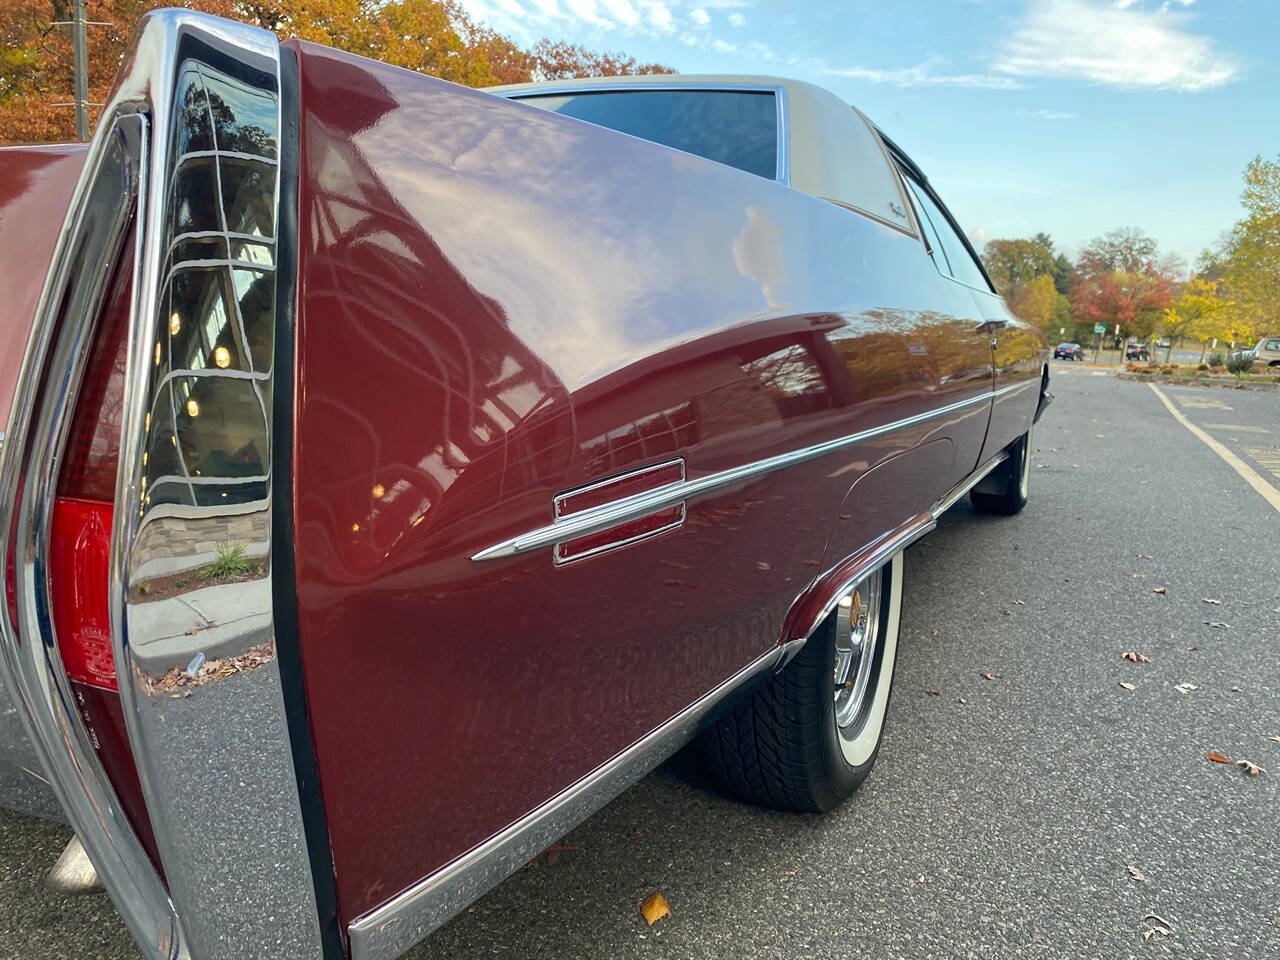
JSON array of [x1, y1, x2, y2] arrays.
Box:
[[0, 11, 1049, 960], [1125, 341, 1151, 361], [1054, 342, 1084, 360], [1246, 336, 1280, 367]]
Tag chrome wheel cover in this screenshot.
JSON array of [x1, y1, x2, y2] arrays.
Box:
[[832, 567, 884, 738]]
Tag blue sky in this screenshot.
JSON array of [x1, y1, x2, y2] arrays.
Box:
[[459, 0, 1278, 269]]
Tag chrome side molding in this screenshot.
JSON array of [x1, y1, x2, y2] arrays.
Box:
[[473, 381, 1031, 563]]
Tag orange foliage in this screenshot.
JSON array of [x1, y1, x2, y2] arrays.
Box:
[[0, 0, 675, 144]]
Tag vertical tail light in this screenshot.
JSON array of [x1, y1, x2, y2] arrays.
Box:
[[47, 228, 164, 874]]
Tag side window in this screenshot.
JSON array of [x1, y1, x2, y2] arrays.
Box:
[[899, 172, 991, 292], [1266, 339, 1280, 351]]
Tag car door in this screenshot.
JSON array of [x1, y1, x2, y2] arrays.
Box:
[[893, 161, 997, 474], [896, 165, 1040, 463]]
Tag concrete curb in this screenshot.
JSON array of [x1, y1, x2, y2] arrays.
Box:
[[1115, 372, 1280, 393]]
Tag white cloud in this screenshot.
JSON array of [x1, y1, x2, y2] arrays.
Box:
[[995, 0, 1238, 91], [824, 56, 1024, 89], [728, 11, 745, 25], [640, 0, 676, 33], [599, 0, 641, 28], [1018, 108, 1077, 120], [968, 226, 990, 251], [689, 6, 710, 25]]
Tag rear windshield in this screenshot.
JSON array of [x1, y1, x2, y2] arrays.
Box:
[[512, 90, 779, 181]]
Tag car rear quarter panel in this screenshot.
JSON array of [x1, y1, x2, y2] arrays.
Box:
[[0, 144, 87, 821], [289, 43, 998, 925], [0, 145, 88, 433]]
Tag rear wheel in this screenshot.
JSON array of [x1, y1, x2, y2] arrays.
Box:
[[970, 428, 1031, 515], [702, 552, 904, 813]]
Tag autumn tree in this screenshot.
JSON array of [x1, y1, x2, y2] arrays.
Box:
[[1215, 155, 1280, 347], [1162, 277, 1229, 363], [1070, 228, 1177, 343], [982, 236, 1055, 297], [526, 39, 673, 81], [982, 232, 1073, 338], [0, 0, 674, 143]]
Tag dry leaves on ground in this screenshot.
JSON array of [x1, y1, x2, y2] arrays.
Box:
[[1152, 586, 1167, 595], [1119, 682, 1137, 692], [1121, 651, 1150, 663], [1174, 682, 1198, 693], [1268, 736, 1280, 745], [1207, 752, 1231, 764], [981, 672, 999, 681], [641, 892, 671, 926], [924, 689, 941, 697], [1142, 913, 1174, 942], [1127, 865, 1145, 882], [1202, 598, 1222, 605], [140, 643, 275, 697], [1204, 621, 1230, 629], [1236, 760, 1265, 777]]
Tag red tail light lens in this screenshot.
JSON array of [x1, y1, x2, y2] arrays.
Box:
[[50, 498, 116, 690], [45, 228, 164, 874]]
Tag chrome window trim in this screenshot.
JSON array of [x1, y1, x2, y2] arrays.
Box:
[[497, 82, 791, 185], [472, 382, 1027, 562], [347, 641, 787, 960], [0, 11, 327, 960]]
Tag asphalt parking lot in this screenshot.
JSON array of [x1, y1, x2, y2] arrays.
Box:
[[2, 367, 1277, 959]]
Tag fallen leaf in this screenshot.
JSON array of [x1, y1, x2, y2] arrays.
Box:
[[1174, 682, 1197, 693], [1237, 759, 1265, 778], [924, 689, 941, 697], [1009, 599, 1025, 605], [1204, 621, 1230, 629], [1119, 682, 1137, 692], [1207, 752, 1231, 764], [1127, 865, 1145, 882], [981, 672, 999, 681], [640, 892, 671, 926], [1201, 598, 1222, 605], [1144, 912, 1173, 928], [1268, 736, 1280, 745], [916, 873, 926, 884], [1121, 651, 1150, 663], [1152, 586, 1167, 595]]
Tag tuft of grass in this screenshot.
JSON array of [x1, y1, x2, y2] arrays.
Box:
[[201, 541, 253, 581]]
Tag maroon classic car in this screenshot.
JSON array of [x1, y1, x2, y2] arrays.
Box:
[[0, 11, 1048, 959]]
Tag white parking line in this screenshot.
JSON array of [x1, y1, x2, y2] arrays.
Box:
[[1149, 383, 1280, 515], [1243, 446, 1280, 481]]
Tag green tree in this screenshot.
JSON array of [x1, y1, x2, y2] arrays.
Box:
[[982, 236, 1055, 297]]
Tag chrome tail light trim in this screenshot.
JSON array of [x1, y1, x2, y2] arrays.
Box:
[[0, 11, 328, 960], [0, 112, 182, 958]]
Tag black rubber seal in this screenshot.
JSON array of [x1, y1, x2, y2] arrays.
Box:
[[271, 42, 347, 960]]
